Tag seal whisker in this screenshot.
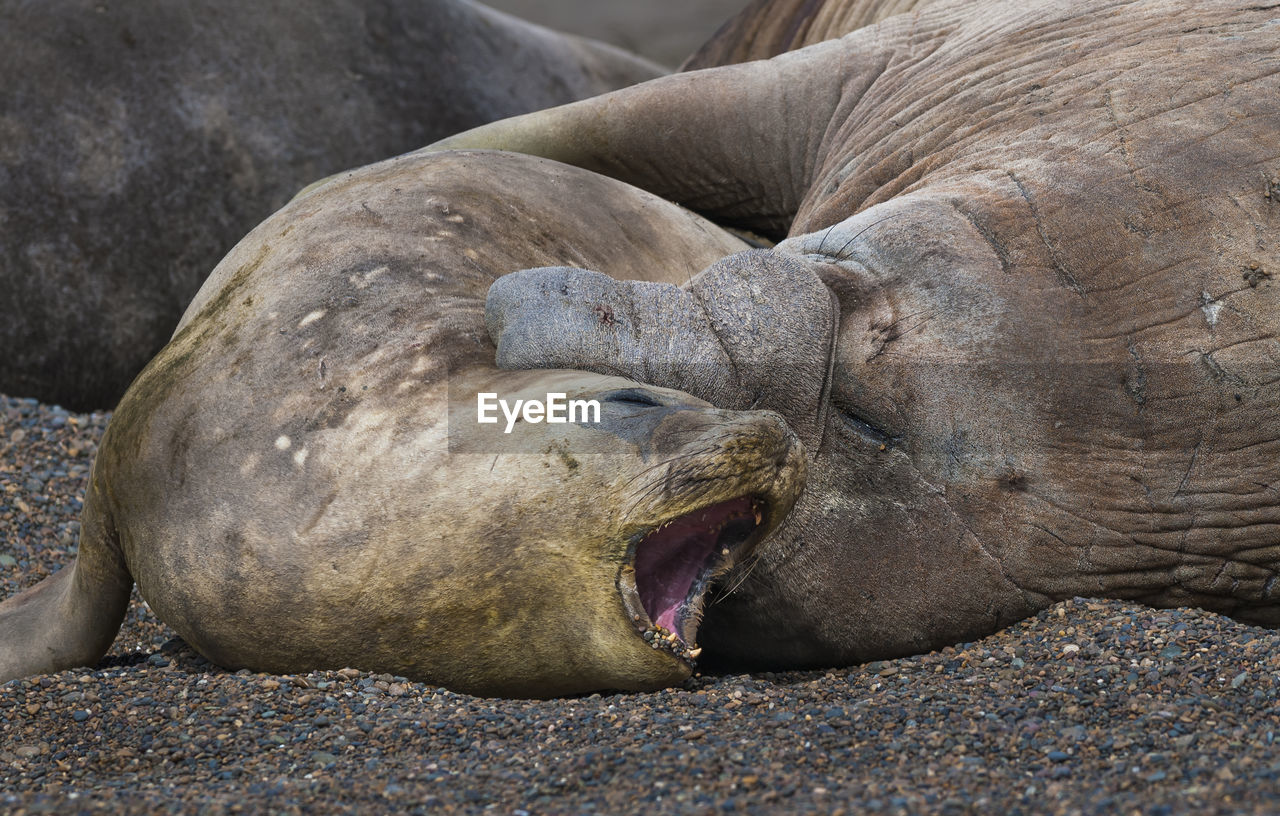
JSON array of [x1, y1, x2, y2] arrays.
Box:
[[618, 450, 704, 491], [815, 224, 837, 256], [618, 444, 724, 493], [710, 549, 765, 603], [830, 213, 904, 261], [620, 443, 743, 507], [621, 461, 724, 515]]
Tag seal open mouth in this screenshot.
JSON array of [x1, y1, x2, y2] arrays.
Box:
[[617, 496, 766, 665]]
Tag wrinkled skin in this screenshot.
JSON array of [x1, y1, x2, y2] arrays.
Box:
[[681, 0, 936, 70], [0, 150, 809, 696], [438, 0, 1280, 668], [0, 0, 662, 411]]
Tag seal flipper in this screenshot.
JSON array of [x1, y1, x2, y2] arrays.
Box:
[[425, 32, 882, 237], [0, 476, 132, 682]]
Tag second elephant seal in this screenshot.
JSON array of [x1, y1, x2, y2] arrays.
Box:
[[0, 150, 805, 697]]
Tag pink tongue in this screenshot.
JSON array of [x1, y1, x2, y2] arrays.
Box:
[[633, 498, 752, 637]]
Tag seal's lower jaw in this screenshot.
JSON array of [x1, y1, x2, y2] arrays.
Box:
[[618, 496, 767, 666]]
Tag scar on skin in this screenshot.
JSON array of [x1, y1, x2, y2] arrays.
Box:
[[1200, 292, 1222, 327], [298, 310, 326, 328], [348, 266, 388, 288], [275, 435, 291, 451]]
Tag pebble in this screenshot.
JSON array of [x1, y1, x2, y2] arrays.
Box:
[[4, 393, 1280, 813]]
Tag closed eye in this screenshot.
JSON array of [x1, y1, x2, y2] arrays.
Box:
[[834, 402, 900, 448], [599, 388, 666, 409]]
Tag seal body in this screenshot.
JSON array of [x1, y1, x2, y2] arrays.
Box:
[[0, 0, 663, 411], [447, 0, 1280, 667], [680, 0, 936, 69], [0, 151, 807, 696]]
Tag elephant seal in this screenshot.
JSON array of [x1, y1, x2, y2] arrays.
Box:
[[0, 0, 662, 412], [0, 150, 807, 697], [439, 0, 1280, 668]]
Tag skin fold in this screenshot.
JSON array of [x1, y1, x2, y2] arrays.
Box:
[[438, 0, 1280, 668], [681, 0, 939, 69]]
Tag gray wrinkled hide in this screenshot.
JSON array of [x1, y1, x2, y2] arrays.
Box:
[[0, 0, 660, 410], [461, 0, 1280, 668]]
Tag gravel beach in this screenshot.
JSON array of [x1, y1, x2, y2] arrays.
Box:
[[3, 392, 1280, 815]]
